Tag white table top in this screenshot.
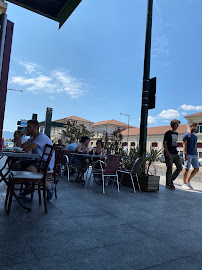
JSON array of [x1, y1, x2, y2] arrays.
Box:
[[0, 151, 40, 159]]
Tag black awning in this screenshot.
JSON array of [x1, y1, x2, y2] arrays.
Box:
[[6, 0, 82, 28]]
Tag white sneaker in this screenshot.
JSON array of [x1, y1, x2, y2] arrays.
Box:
[[182, 184, 191, 190], [186, 182, 193, 190]]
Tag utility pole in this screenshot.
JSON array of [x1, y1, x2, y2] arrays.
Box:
[[139, 0, 153, 157]]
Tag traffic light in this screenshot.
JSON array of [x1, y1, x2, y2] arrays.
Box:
[[148, 77, 156, 110]]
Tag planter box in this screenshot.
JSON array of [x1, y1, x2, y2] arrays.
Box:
[[139, 174, 160, 192], [118, 172, 159, 192]]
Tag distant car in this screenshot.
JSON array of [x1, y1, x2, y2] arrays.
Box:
[[156, 155, 165, 163], [198, 158, 202, 167]]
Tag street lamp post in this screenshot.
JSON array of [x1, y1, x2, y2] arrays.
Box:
[[120, 113, 130, 153], [7, 89, 23, 92]]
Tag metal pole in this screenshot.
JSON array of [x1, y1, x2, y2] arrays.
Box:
[[127, 115, 130, 153], [0, 13, 7, 81], [139, 0, 153, 157], [0, 19, 14, 141]]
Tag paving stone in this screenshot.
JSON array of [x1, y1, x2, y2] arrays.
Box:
[[72, 214, 126, 229], [146, 256, 202, 270], [107, 237, 184, 269], [87, 224, 147, 245], [26, 230, 103, 259], [39, 247, 133, 270], [0, 238, 35, 267]]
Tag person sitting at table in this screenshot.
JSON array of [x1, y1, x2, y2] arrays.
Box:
[[94, 139, 104, 155], [65, 138, 77, 151], [13, 120, 55, 200], [90, 140, 105, 180], [71, 136, 90, 183], [56, 138, 65, 150]]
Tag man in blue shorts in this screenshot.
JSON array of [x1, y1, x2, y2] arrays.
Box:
[[182, 122, 199, 190]]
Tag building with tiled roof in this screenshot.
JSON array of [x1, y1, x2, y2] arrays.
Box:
[[50, 115, 94, 141], [54, 115, 94, 124], [48, 112, 202, 157], [92, 119, 134, 128]]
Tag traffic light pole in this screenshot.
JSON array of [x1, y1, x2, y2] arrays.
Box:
[[139, 0, 153, 157]]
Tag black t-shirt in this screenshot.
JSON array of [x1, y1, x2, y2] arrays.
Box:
[[163, 130, 178, 155]]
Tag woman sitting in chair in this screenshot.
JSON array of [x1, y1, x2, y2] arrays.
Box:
[[90, 140, 105, 180], [71, 136, 90, 183]]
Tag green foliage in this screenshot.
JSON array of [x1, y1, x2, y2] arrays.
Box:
[[122, 146, 162, 175], [62, 120, 94, 142], [102, 129, 123, 154]]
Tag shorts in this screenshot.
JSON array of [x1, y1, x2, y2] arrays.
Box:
[[184, 155, 199, 169], [19, 159, 40, 172]]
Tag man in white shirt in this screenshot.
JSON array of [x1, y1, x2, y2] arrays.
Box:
[[14, 120, 55, 200]]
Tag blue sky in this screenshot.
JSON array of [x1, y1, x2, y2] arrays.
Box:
[[4, 0, 202, 132]]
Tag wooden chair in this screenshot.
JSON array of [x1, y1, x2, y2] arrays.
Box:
[[5, 144, 55, 215], [91, 155, 122, 194], [118, 158, 142, 192]]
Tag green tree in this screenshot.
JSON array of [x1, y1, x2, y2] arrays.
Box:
[[62, 120, 94, 143], [102, 129, 123, 154]]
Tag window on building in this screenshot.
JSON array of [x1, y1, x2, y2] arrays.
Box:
[[177, 142, 183, 148], [196, 123, 202, 133], [197, 143, 202, 148], [152, 142, 158, 147]]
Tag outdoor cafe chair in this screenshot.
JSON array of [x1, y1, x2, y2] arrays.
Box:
[[63, 150, 77, 181], [118, 157, 142, 192], [45, 147, 62, 199], [5, 144, 55, 215], [91, 154, 122, 194]]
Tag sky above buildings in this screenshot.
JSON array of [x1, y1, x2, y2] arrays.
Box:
[[3, 0, 202, 131]]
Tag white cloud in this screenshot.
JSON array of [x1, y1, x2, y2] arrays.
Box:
[[181, 112, 187, 115], [152, 0, 169, 58], [50, 96, 55, 100], [180, 104, 202, 111], [158, 109, 180, 119], [9, 62, 87, 99], [148, 116, 157, 124], [18, 61, 40, 74]]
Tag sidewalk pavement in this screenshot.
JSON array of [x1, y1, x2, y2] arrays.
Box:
[[0, 172, 202, 270]]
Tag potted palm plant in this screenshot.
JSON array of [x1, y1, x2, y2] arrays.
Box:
[[120, 147, 161, 191]]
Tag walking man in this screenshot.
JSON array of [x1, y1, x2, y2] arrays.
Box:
[[163, 119, 182, 190], [182, 122, 199, 190]]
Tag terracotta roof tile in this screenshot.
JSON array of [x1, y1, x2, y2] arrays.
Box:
[[121, 124, 187, 136], [92, 119, 135, 128], [184, 112, 202, 118], [54, 115, 94, 124]]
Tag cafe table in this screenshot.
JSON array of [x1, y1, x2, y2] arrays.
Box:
[[0, 150, 40, 212], [70, 153, 107, 185]]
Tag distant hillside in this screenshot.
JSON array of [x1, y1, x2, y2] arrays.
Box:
[[3, 131, 14, 140]]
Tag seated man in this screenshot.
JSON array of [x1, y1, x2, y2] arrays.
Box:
[[13, 120, 55, 200], [56, 138, 65, 150], [65, 139, 77, 151]]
